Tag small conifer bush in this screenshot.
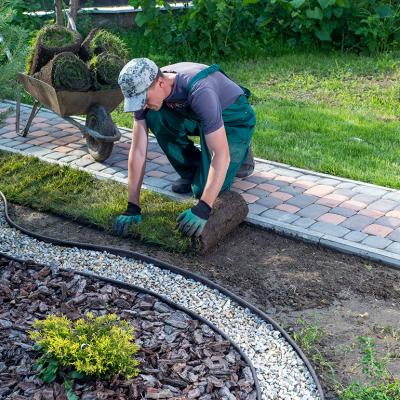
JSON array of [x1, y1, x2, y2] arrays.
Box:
[[29, 313, 140, 398]]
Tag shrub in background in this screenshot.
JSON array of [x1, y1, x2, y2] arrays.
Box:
[[30, 313, 140, 399]]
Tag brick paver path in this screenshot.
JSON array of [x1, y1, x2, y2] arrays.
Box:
[[2, 101, 400, 268]]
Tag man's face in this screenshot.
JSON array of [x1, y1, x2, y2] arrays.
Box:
[[144, 79, 164, 111]]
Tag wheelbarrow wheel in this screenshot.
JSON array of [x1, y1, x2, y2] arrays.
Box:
[[85, 104, 116, 162]]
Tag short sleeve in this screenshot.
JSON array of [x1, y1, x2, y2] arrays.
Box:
[[134, 109, 148, 121]]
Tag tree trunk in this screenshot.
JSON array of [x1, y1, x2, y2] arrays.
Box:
[[70, 0, 79, 23], [54, 0, 63, 26]]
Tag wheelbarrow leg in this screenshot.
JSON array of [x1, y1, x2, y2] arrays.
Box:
[[17, 100, 41, 137]]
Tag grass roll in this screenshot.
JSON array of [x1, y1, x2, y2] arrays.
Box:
[[89, 52, 124, 88], [89, 29, 128, 61], [34, 52, 92, 92]]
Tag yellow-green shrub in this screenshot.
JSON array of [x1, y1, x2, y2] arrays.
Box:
[[30, 313, 140, 379]]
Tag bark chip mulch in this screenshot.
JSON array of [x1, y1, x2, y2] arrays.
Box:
[[0, 257, 257, 399]]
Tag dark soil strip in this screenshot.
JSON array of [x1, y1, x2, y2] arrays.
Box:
[[0, 257, 258, 399]]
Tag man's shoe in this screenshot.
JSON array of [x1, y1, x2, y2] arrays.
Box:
[[236, 146, 255, 178], [172, 177, 193, 194]]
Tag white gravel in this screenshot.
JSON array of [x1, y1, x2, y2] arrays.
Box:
[[0, 200, 321, 400]]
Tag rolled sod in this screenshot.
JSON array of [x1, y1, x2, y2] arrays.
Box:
[[89, 29, 128, 61], [27, 25, 82, 75], [89, 52, 124, 88], [193, 191, 249, 253], [78, 28, 100, 62], [33, 52, 92, 92]]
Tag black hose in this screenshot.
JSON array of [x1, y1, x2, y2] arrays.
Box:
[[0, 191, 325, 399]]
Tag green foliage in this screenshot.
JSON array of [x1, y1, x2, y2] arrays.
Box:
[[338, 336, 400, 400], [129, 0, 400, 55], [2, 0, 49, 31], [30, 313, 140, 398], [0, 1, 30, 100]]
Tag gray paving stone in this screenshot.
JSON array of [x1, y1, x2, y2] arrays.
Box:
[[84, 162, 107, 171], [316, 178, 341, 186], [297, 174, 320, 182], [114, 171, 128, 179], [99, 167, 120, 175], [310, 222, 350, 238], [2, 139, 23, 148], [367, 199, 397, 213], [25, 147, 52, 156], [362, 235, 393, 250], [11, 143, 33, 151], [248, 203, 266, 215], [246, 175, 269, 184], [0, 138, 15, 146], [270, 168, 302, 177], [353, 185, 388, 197], [340, 215, 375, 230], [376, 216, 400, 229], [164, 172, 180, 182], [352, 193, 381, 204], [287, 194, 318, 208], [254, 163, 275, 172], [260, 209, 300, 223], [147, 142, 162, 152], [58, 155, 81, 164], [385, 242, 400, 255], [255, 196, 282, 208], [330, 207, 357, 217], [279, 186, 305, 195], [69, 149, 87, 157], [41, 143, 59, 150], [246, 188, 269, 198], [336, 182, 357, 189], [344, 230, 368, 242], [297, 204, 330, 219], [158, 164, 175, 173], [45, 152, 66, 160], [292, 217, 316, 229], [333, 189, 356, 197], [144, 177, 170, 189], [388, 229, 400, 242], [145, 162, 159, 173], [382, 191, 400, 202], [72, 158, 95, 168]]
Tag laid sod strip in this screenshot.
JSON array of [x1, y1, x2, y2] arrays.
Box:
[[0, 151, 193, 252], [90, 52, 124, 88], [27, 25, 82, 75], [34, 52, 92, 91]]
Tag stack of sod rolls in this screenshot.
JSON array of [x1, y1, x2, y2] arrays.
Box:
[[28, 25, 127, 92]]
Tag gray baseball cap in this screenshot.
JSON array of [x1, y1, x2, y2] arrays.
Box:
[[118, 58, 158, 112]]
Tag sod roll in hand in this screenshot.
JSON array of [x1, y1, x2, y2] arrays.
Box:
[[34, 52, 92, 92], [27, 25, 82, 75], [90, 52, 125, 88]]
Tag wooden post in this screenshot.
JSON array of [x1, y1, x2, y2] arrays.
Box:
[[54, 0, 63, 26]]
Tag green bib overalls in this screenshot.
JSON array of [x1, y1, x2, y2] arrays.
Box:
[[145, 64, 256, 198]]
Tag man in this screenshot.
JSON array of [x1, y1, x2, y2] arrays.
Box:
[[113, 58, 256, 238]]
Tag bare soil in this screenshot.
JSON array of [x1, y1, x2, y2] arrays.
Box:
[[8, 204, 400, 400]]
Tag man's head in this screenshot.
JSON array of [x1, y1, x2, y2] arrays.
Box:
[[118, 58, 167, 112]]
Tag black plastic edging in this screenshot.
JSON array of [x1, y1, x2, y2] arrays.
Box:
[[0, 191, 325, 399], [0, 251, 261, 398]]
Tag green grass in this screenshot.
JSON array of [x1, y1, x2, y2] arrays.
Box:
[[0, 150, 193, 252], [109, 30, 400, 189]]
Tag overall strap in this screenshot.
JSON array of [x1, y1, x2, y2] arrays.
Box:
[[187, 64, 251, 98]]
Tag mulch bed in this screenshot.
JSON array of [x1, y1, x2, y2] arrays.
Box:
[[0, 257, 257, 400]]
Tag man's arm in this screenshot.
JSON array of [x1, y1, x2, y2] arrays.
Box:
[[200, 125, 230, 207], [127, 118, 148, 205]]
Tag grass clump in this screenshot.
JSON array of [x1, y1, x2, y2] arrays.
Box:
[[90, 29, 128, 61], [30, 313, 140, 398], [90, 52, 125, 88], [0, 150, 192, 252]]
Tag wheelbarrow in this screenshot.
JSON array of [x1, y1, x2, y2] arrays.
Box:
[[15, 73, 123, 162]]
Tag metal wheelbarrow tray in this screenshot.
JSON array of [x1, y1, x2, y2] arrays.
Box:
[[16, 73, 124, 162]]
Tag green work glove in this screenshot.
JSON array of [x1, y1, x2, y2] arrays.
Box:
[[176, 200, 211, 237], [113, 202, 142, 237]]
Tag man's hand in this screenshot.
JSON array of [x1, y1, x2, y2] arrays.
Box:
[[113, 202, 142, 237], [176, 200, 211, 237]]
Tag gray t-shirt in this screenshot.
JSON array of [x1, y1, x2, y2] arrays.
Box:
[[134, 62, 244, 135]]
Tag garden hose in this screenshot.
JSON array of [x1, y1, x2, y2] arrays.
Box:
[[0, 191, 325, 399]]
